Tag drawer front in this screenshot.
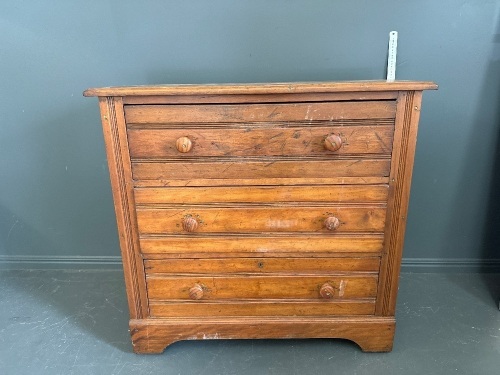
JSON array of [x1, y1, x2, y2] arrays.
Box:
[[132, 158, 391, 181], [134, 185, 389, 204], [127, 124, 394, 158], [146, 275, 378, 300], [148, 300, 375, 317], [144, 257, 380, 274], [139, 234, 384, 255], [129, 99, 392, 318], [136, 206, 386, 234], [124, 101, 396, 124]]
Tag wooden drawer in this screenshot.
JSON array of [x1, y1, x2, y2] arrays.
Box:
[[134, 176, 390, 187], [136, 205, 386, 234], [127, 124, 394, 158], [146, 274, 378, 300], [145, 257, 380, 317], [139, 234, 384, 256], [131, 157, 391, 181], [148, 300, 376, 317], [124, 101, 396, 125], [144, 257, 380, 274], [134, 185, 389, 204]]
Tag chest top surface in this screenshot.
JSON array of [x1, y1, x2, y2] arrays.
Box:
[[84, 80, 437, 97]]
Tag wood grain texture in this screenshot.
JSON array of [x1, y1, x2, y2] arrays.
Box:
[[125, 101, 395, 125], [132, 158, 391, 180], [84, 80, 438, 97], [143, 252, 380, 259], [121, 91, 399, 104], [144, 257, 380, 274], [146, 275, 378, 300], [133, 176, 390, 187], [139, 234, 384, 255], [376, 91, 424, 316], [148, 300, 376, 317], [136, 206, 387, 234], [97, 97, 148, 319], [127, 125, 394, 158], [134, 185, 389, 204], [129, 317, 396, 353]]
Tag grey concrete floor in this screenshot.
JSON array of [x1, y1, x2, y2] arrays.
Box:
[[1, 270, 499, 375]]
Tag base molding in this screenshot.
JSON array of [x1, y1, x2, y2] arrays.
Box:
[[0, 255, 123, 270], [129, 316, 395, 354], [401, 258, 500, 272], [1, 255, 500, 272]]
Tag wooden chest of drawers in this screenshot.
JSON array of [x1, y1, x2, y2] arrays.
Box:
[[84, 81, 436, 353]]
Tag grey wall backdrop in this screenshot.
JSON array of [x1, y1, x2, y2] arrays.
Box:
[[1, 0, 499, 270]]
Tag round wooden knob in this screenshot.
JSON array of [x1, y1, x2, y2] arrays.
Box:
[[324, 216, 340, 231], [189, 284, 204, 300], [324, 134, 342, 152], [182, 216, 198, 232], [320, 283, 336, 299], [176, 136, 192, 153]]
